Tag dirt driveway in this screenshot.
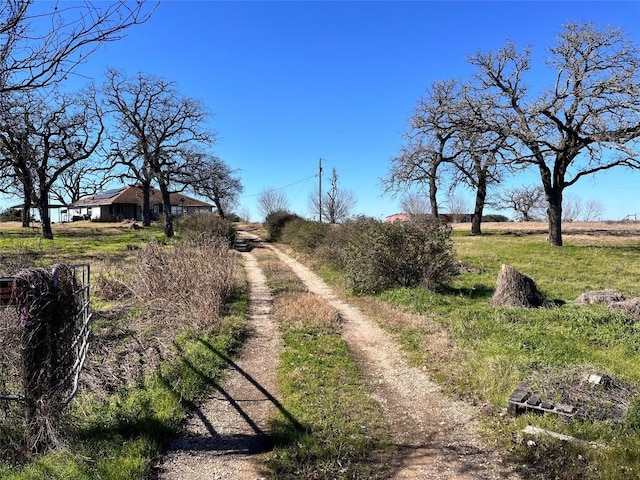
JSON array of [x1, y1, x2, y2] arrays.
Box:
[[157, 231, 522, 479]]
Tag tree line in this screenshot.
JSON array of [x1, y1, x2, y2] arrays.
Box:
[[385, 22, 640, 246], [0, 1, 242, 240]]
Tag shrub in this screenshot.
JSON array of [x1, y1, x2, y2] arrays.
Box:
[[174, 212, 236, 246], [0, 208, 21, 222], [280, 219, 331, 253], [265, 210, 301, 242], [339, 217, 457, 294], [132, 236, 236, 332]]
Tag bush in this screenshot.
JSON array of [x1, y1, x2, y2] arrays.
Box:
[[482, 214, 511, 222], [339, 217, 457, 294], [280, 219, 331, 253], [132, 237, 236, 332], [174, 212, 236, 246], [265, 210, 301, 242], [0, 208, 21, 222]]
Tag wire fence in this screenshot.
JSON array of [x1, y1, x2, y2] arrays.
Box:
[[0, 264, 91, 453]]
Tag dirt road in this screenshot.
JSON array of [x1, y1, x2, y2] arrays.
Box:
[[157, 232, 521, 479]]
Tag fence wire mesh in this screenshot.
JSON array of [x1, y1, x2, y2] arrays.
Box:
[[0, 264, 91, 452]]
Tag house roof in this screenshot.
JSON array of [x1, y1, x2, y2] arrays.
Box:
[[70, 185, 213, 208]]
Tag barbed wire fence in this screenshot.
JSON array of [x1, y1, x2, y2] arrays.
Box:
[[0, 264, 91, 455]]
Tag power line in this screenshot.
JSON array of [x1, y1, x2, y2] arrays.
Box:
[[241, 174, 317, 198]]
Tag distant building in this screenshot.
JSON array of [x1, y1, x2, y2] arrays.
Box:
[[66, 185, 214, 222], [385, 213, 411, 223]]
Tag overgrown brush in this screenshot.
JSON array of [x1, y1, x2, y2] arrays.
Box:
[[338, 217, 457, 294], [132, 236, 236, 332], [265, 210, 301, 242], [280, 218, 331, 253], [174, 212, 236, 246]]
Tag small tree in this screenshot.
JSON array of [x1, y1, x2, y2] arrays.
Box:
[[258, 188, 289, 219], [400, 192, 431, 216], [583, 199, 604, 222], [189, 154, 243, 220], [493, 185, 546, 221], [446, 190, 470, 222], [309, 167, 356, 223]]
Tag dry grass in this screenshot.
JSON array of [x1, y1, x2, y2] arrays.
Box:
[[275, 292, 341, 331], [453, 221, 640, 246], [132, 236, 237, 332]]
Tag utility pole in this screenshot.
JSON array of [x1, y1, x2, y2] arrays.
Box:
[[318, 157, 323, 222]]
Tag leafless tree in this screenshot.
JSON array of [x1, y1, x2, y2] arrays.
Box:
[[50, 162, 114, 206], [257, 188, 289, 219], [384, 80, 461, 218], [562, 195, 583, 222], [0, 87, 103, 239], [386, 80, 509, 235], [469, 22, 640, 245], [583, 199, 605, 222], [0, 1, 155, 94], [188, 154, 243, 219], [400, 191, 431, 216], [446, 190, 470, 223], [309, 167, 356, 223], [103, 69, 214, 237], [562, 195, 605, 222], [492, 185, 546, 221]]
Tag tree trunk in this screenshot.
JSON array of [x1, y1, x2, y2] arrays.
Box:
[[38, 192, 53, 240], [21, 196, 31, 228], [429, 173, 439, 218], [141, 181, 152, 226], [213, 195, 226, 219], [20, 174, 33, 228], [546, 188, 563, 246], [159, 181, 174, 238], [471, 174, 487, 236]]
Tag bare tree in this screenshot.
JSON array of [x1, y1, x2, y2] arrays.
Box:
[[189, 154, 243, 219], [562, 195, 583, 222], [492, 185, 546, 221], [562, 195, 605, 222], [258, 188, 289, 219], [309, 167, 356, 223], [103, 69, 214, 237], [0, 1, 155, 94], [583, 199, 604, 222], [400, 192, 431, 216], [386, 79, 509, 235], [0, 87, 103, 239], [50, 162, 114, 206], [384, 80, 461, 218], [446, 190, 470, 223], [469, 22, 640, 245]]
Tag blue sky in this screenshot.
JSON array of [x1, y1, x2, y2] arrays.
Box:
[[3, 1, 640, 222]]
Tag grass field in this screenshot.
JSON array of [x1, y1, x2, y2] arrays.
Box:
[[0, 220, 247, 480], [2, 219, 640, 479], [376, 221, 640, 479]]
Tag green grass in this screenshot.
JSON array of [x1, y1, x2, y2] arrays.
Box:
[[376, 232, 640, 479], [255, 248, 388, 479], [0, 222, 248, 480], [0, 222, 166, 266], [266, 320, 388, 479]]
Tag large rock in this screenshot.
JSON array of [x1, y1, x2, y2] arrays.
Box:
[[574, 289, 625, 305], [491, 264, 545, 308], [608, 298, 640, 321]]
